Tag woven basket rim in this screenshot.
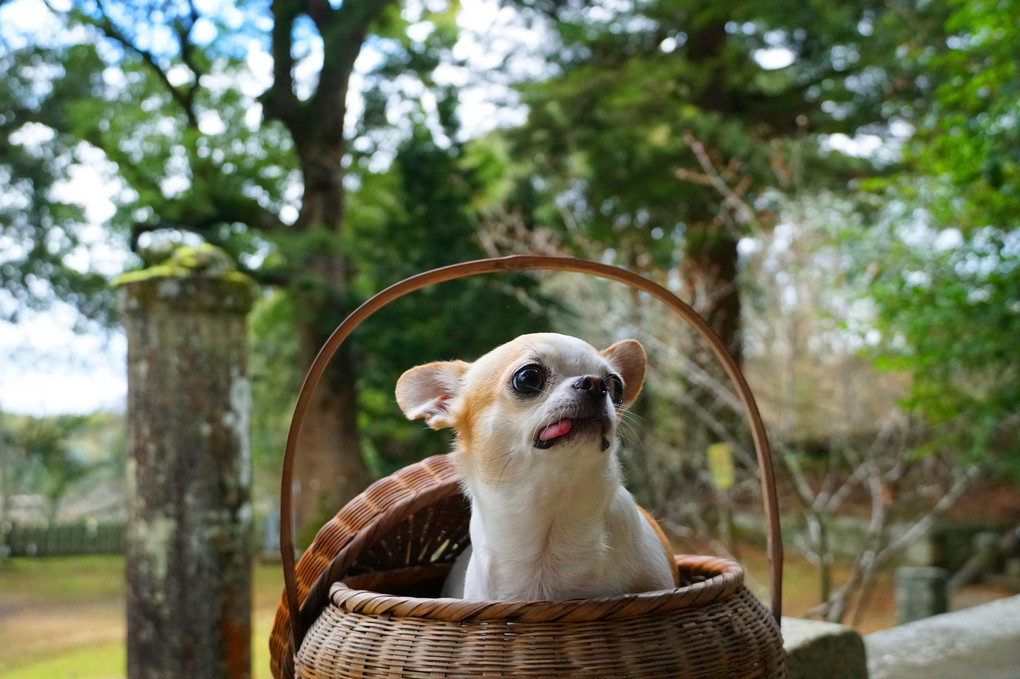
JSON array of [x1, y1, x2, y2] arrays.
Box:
[[327, 554, 745, 623]]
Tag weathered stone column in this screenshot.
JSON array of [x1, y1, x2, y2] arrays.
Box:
[[120, 247, 257, 679], [895, 566, 949, 624]]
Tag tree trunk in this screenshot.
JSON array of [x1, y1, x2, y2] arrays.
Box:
[[680, 224, 745, 478], [681, 19, 742, 363], [262, 0, 402, 538], [288, 138, 371, 538], [682, 225, 742, 362], [678, 21, 746, 465]]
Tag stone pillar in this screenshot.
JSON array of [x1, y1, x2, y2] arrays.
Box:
[[895, 566, 949, 624], [121, 251, 257, 679]]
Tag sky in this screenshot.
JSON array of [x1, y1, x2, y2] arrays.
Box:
[[0, 309, 128, 415], [0, 0, 128, 414]]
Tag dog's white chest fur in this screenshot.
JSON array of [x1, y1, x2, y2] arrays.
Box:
[[396, 333, 676, 601], [450, 462, 674, 600]]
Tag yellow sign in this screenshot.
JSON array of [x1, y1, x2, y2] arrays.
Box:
[[707, 442, 735, 490]]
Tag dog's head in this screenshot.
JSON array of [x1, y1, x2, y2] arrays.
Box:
[[395, 333, 645, 485]]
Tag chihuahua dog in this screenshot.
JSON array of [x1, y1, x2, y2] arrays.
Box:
[[396, 333, 677, 601]]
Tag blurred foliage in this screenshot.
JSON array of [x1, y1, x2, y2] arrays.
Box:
[[0, 3, 303, 314], [0, 42, 116, 323], [1, 0, 1017, 502], [0, 412, 123, 517], [844, 208, 1020, 479], [505, 0, 1019, 482], [904, 0, 1020, 230], [847, 0, 1020, 479], [500, 0, 922, 270]]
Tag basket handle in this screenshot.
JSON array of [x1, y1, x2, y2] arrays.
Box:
[[280, 255, 784, 651]]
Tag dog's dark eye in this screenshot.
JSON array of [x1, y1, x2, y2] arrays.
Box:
[[605, 374, 624, 405], [512, 364, 546, 395]]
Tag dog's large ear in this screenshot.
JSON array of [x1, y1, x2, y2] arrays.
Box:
[[396, 360, 469, 430], [601, 339, 646, 408]]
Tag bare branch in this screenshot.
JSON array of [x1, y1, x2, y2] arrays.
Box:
[[779, 444, 822, 510], [820, 464, 981, 623], [679, 133, 762, 239], [674, 389, 754, 463], [817, 462, 868, 514], [880, 466, 980, 561]]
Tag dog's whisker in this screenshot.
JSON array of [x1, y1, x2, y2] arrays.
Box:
[[495, 454, 514, 489]]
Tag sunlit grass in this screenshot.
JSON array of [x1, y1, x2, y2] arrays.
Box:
[[0, 642, 124, 679], [0, 556, 283, 679], [0, 555, 125, 605], [3, 548, 864, 678], [9, 544, 1002, 677]]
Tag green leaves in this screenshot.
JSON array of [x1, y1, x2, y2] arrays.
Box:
[[905, 0, 1020, 231], [848, 212, 1020, 477], [0, 4, 302, 323], [847, 0, 1020, 478], [505, 0, 909, 272], [0, 39, 116, 323]]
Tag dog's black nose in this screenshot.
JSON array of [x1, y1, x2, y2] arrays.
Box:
[[573, 375, 606, 396]]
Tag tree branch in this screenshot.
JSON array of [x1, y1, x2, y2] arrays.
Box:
[[307, 0, 398, 130], [305, 0, 335, 26], [92, 0, 200, 128], [679, 133, 762, 240], [262, 0, 300, 126], [174, 0, 204, 117], [816, 464, 980, 623]]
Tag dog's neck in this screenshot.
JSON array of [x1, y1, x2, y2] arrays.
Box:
[[455, 443, 624, 600]]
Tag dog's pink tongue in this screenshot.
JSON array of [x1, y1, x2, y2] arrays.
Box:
[[539, 418, 573, 441]]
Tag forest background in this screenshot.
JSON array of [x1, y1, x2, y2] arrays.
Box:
[[1, 0, 1018, 636]]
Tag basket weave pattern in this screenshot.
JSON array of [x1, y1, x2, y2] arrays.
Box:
[[273, 455, 786, 678], [269, 256, 787, 679], [301, 585, 781, 678], [270, 456, 467, 677]]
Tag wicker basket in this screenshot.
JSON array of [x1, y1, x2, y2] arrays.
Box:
[[269, 256, 786, 679]]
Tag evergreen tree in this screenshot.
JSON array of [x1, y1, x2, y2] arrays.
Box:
[[501, 0, 922, 458]]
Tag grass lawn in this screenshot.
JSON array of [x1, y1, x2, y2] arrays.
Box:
[[1, 550, 1008, 677], [0, 548, 885, 679], [0, 555, 284, 679]]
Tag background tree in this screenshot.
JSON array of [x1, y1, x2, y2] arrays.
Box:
[[857, 0, 1020, 479], [249, 82, 548, 519], [495, 0, 927, 466], [1, 0, 547, 535], [0, 413, 100, 522]]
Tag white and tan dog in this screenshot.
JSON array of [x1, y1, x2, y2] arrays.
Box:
[[396, 333, 678, 601]]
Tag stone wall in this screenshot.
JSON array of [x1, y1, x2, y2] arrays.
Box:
[[783, 596, 1020, 679], [865, 595, 1020, 679]]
